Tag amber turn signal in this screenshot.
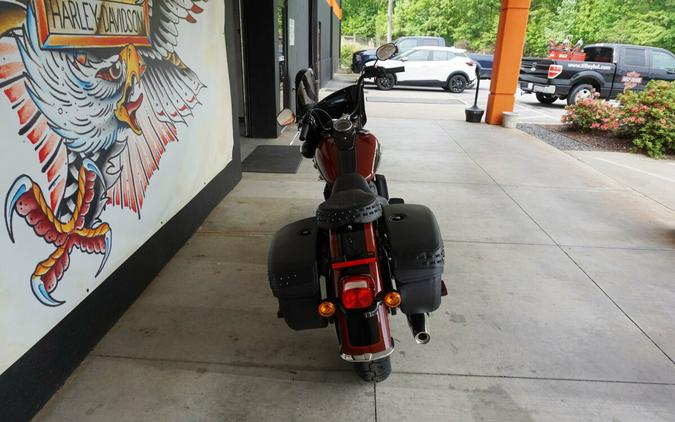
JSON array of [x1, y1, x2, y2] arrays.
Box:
[[318, 301, 336, 317], [383, 291, 402, 308]]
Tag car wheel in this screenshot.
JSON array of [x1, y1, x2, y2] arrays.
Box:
[[375, 73, 395, 90], [446, 74, 468, 93], [535, 93, 559, 104], [567, 84, 595, 105]]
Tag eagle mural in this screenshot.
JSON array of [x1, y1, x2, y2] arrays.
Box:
[[1, 0, 208, 306]]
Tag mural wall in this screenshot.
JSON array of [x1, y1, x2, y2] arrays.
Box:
[[0, 0, 234, 373]]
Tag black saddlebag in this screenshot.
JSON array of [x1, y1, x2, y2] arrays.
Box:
[[268, 217, 328, 330], [382, 204, 444, 315]]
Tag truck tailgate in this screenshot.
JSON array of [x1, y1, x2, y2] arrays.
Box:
[[520, 58, 554, 77]]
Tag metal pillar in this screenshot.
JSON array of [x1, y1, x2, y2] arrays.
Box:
[[485, 0, 532, 125]]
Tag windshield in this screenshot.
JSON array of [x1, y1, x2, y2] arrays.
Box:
[[393, 49, 417, 60], [395, 38, 417, 53], [396, 49, 465, 61]]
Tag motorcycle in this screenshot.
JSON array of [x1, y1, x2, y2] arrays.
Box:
[[268, 44, 446, 382]]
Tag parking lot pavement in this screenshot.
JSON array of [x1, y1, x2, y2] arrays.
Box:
[[329, 73, 567, 124]]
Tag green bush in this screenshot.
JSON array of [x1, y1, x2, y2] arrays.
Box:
[[617, 81, 675, 158], [340, 42, 363, 70], [562, 81, 675, 157]]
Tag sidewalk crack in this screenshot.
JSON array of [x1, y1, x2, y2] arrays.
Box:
[[373, 381, 378, 422]]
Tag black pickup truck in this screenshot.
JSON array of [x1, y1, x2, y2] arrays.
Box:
[[519, 44, 675, 105]]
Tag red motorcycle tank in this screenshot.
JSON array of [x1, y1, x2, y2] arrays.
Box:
[[314, 131, 380, 184]]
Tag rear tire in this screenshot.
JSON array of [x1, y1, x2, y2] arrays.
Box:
[[355, 356, 392, 382], [567, 84, 595, 105], [375, 74, 395, 91], [446, 74, 468, 93], [535, 93, 558, 104]]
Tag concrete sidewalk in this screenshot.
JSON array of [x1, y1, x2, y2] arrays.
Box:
[[36, 112, 675, 420]]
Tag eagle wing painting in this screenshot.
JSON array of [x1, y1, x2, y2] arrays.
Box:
[[1, 0, 208, 306]]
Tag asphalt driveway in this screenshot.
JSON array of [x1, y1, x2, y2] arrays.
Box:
[[328, 73, 566, 124]]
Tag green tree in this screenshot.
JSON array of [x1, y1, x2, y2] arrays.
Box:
[[342, 0, 386, 39], [545, 0, 577, 42], [572, 0, 675, 51], [341, 0, 675, 54]]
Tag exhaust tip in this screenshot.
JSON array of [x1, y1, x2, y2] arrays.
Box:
[[414, 332, 430, 344], [407, 313, 431, 345]]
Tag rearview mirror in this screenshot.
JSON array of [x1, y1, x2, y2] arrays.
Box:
[[276, 108, 295, 127], [376, 43, 398, 61]]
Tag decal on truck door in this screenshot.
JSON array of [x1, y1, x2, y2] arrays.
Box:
[[621, 71, 643, 90], [1, 0, 208, 306]]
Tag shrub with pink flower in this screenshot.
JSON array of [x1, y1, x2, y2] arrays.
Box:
[[561, 81, 674, 157], [617, 81, 674, 157], [561, 92, 620, 133]]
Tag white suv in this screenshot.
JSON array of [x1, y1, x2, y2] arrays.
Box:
[[366, 46, 477, 93]]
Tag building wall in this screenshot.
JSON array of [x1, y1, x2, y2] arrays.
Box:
[[286, 0, 340, 90], [332, 1, 342, 73], [0, 1, 242, 418], [286, 0, 311, 114], [317, 0, 334, 86]]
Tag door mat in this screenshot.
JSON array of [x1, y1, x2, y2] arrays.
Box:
[[242, 145, 303, 174], [367, 96, 465, 105]]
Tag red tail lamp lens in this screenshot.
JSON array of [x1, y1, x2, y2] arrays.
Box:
[[341, 278, 374, 309], [548, 64, 563, 79]]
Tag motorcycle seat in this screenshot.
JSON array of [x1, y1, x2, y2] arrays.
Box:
[[316, 173, 382, 229]]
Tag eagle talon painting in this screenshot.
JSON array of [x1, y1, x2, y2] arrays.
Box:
[[1, 0, 217, 307]]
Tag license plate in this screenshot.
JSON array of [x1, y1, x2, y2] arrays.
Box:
[[527, 83, 533, 90]]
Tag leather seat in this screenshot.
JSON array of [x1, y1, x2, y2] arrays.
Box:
[[316, 173, 382, 229]]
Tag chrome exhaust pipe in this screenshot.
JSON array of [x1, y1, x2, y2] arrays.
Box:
[[407, 313, 430, 344]]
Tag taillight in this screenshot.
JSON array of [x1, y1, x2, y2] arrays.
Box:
[[341, 277, 374, 309], [548, 64, 563, 79], [466, 60, 475, 66]]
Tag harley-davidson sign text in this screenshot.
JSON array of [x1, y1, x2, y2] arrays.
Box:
[[35, 0, 151, 48]]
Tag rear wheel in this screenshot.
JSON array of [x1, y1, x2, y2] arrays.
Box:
[[535, 93, 559, 104], [567, 84, 595, 105], [375, 74, 395, 90], [446, 74, 468, 93], [355, 356, 392, 382]]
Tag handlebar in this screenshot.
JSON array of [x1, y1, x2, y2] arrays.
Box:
[[297, 61, 405, 146]]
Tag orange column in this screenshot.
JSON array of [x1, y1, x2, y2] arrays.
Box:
[[485, 0, 532, 125]]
